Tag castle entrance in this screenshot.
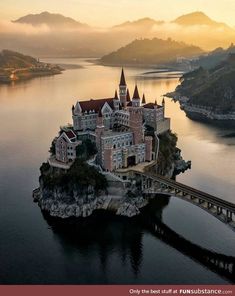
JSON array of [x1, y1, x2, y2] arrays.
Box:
[[127, 155, 136, 167]]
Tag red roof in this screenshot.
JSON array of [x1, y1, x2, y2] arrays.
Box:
[[119, 68, 126, 86], [132, 85, 140, 100], [142, 94, 146, 104], [114, 90, 119, 100], [79, 98, 114, 113], [65, 130, 76, 139], [143, 103, 161, 109], [126, 89, 131, 102]]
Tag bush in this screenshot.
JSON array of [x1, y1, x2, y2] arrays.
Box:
[[40, 158, 107, 193], [76, 139, 97, 160]]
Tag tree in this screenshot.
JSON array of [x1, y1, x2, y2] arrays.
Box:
[[49, 141, 55, 155]]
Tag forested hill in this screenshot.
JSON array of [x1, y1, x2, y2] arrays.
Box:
[[100, 38, 203, 66], [176, 54, 235, 111], [0, 50, 62, 83], [0, 50, 39, 69]]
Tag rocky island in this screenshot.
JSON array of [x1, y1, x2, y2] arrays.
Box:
[[167, 54, 235, 126], [0, 50, 62, 83], [33, 69, 190, 219]]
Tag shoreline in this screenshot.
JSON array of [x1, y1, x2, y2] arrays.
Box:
[[166, 91, 235, 127]]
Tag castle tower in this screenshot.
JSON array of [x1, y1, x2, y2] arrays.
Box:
[[129, 107, 143, 145], [119, 68, 127, 108], [145, 136, 153, 162], [132, 85, 141, 107], [104, 146, 113, 171]]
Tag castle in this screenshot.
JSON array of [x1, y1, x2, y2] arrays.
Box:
[[51, 69, 170, 172]]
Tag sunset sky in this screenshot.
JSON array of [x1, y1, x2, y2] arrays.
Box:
[[1, 0, 235, 27]]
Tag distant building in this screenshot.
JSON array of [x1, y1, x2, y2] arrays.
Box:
[[53, 69, 170, 171]]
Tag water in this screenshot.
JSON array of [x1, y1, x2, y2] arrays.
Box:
[[0, 59, 234, 284]]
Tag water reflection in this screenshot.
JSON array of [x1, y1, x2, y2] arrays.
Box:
[[42, 196, 234, 283]]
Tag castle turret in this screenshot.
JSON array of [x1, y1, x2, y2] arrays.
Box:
[[162, 97, 165, 117], [113, 90, 120, 111], [126, 89, 131, 102], [154, 99, 158, 109], [132, 85, 141, 107], [119, 68, 127, 108], [142, 94, 146, 105]]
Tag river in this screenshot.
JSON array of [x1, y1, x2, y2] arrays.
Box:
[[0, 58, 234, 284]]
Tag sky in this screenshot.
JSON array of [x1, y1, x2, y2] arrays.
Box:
[[1, 0, 235, 27]]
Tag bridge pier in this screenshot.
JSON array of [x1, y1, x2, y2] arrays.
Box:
[[226, 210, 233, 223], [207, 202, 213, 210], [217, 206, 222, 215]]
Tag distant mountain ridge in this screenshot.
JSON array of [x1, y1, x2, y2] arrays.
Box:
[[113, 17, 164, 30], [195, 44, 235, 69], [174, 11, 231, 28], [100, 37, 203, 66], [13, 11, 88, 28], [1, 11, 235, 57]]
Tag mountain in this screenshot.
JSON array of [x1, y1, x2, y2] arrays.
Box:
[[100, 38, 204, 66], [13, 11, 88, 29], [113, 17, 164, 30], [176, 54, 235, 111], [1, 11, 235, 57], [174, 11, 229, 28], [0, 49, 39, 68], [195, 44, 235, 69]]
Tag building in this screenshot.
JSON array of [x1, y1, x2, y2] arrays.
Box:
[[54, 69, 170, 171], [55, 129, 81, 163]]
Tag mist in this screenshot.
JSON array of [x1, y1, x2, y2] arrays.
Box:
[[1, 15, 235, 58]]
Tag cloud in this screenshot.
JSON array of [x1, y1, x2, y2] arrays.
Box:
[[150, 22, 235, 49], [0, 21, 51, 35]]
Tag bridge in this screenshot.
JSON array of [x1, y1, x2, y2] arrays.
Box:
[[130, 170, 235, 230], [141, 215, 235, 282]]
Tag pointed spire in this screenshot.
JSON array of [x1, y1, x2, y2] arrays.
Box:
[[132, 85, 140, 100], [162, 97, 165, 105], [154, 99, 158, 106], [142, 94, 146, 104], [119, 68, 126, 86], [126, 88, 130, 102], [114, 90, 119, 100]]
